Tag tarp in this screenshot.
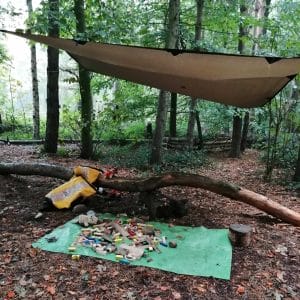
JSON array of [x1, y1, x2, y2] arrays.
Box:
[[2, 29, 299, 108], [32, 214, 232, 280]]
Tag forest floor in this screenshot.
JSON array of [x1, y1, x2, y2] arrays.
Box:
[[0, 144, 299, 300]]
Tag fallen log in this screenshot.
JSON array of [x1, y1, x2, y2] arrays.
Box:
[[0, 163, 72, 180], [0, 162, 299, 226]]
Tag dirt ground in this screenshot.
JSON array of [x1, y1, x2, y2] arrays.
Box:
[[0, 145, 299, 300]]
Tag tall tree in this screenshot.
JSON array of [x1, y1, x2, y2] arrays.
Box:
[[44, 0, 60, 153], [27, 0, 40, 139], [240, 111, 249, 152], [229, 2, 247, 158], [186, 0, 204, 149], [252, 0, 268, 54], [150, 0, 180, 164], [74, 0, 93, 158], [169, 92, 177, 137], [293, 145, 300, 182]]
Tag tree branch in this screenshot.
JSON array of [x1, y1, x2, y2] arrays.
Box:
[[0, 163, 299, 226]]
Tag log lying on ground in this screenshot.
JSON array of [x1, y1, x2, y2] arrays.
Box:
[[0, 163, 73, 180], [0, 162, 299, 226]]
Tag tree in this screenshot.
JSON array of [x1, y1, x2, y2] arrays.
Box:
[[240, 111, 249, 152], [150, 0, 180, 164], [44, 0, 60, 153], [169, 92, 177, 137], [186, 0, 204, 149], [74, 0, 93, 159], [27, 0, 40, 139], [294, 145, 300, 182], [229, 2, 247, 158], [252, 0, 266, 54]]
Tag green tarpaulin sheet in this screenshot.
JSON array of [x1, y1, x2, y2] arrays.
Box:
[[32, 214, 232, 280]]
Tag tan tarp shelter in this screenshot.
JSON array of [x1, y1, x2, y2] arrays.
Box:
[[1, 29, 300, 108]]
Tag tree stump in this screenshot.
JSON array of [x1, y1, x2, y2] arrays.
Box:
[[229, 224, 252, 247], [139, 191, 188, 220]]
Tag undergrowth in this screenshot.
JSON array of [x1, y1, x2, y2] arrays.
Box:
[[93, 142, 207, 172]]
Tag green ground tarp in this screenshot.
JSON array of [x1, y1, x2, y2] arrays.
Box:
[[32, 214, 232, 280]]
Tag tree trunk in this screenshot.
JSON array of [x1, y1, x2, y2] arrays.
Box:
[[230, 113, 243, 158], [74, 0, 93, 159], [262, 0, 271, 35], [240, 111, 250, 152], [195, 111, 203, 149], [150, 0, 180, 164], [169, 92, 177, 137], [252, 0, 266, 54], [186, 0, 204, 148], [27, 0, 40, 140], [229, 3, 247, 158], [44, 0, 59, 154], [238, 3, 247, 54], [0, 163, 299, 226], [186, 98, 197, 148], [150, 90, 169, 164], [293, 145, 300, 182]]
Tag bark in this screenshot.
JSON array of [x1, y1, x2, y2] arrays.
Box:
[[150, 90, 169, 164], [194, 0, 204, 44], [186, 98, 197, 148], [44, 0, 59, 154], [240, 111, 250, 152], [0, 163, 72, 180], [238, 3, 247, 54], [169, 93, 177, 137], [195, 111, 203, 149], [252, 0, 266, 54], [150, 0, 180, 164], [186, 0, 204, 148], [0, 163, 299, 226], [27, 0, 40, 139], [230, 113, 243, 158], [293, 145, 300, 182], [74, 0, 93, 159], [262, 0, 271, 35]]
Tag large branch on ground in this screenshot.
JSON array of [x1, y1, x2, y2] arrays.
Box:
[[0, 163, 299, 226], [0, 163, 73, 180]]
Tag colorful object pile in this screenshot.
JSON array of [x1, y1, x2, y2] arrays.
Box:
[[32, 213, 232, 279], [70, 212, 177, 264]]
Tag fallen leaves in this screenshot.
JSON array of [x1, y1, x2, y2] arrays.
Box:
[[236, 285, 245, 295], [43, 274, 50, 281], [0, 147, 299, 299], [6, 290, 15, 299], [172, 291, 182, 299], [46, 285, 56, 295]]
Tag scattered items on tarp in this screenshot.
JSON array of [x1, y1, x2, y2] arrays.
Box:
[[32, 213, 232, 279], [71, 213, 175, 263], [77, 210, 98, 227], [229, 224, 252, 247], [46, 236, 58, 243]]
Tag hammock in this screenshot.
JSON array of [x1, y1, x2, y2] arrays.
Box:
[[1, 29, 300, 108]]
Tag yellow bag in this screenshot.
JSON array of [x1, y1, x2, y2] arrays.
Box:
[[73, 166, 101, 184], [46, 176, 96, 209]]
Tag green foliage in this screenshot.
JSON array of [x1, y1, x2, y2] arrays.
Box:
[[59, 104, 81, 139], [93, 142, 206, 172]]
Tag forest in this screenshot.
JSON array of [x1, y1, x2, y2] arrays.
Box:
[[0, 0, 299, 299]]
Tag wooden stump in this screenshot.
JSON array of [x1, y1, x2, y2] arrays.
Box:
[[229, 224, 252, 247], [139, 191, 188, 220]]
